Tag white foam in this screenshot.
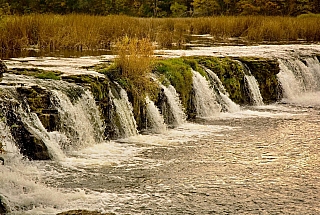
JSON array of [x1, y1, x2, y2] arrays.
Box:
[[61, 141, 142, 168], [121, 122, 234, 147]]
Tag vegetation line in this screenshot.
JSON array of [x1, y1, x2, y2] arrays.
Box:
[[0, 14, 320, 52]]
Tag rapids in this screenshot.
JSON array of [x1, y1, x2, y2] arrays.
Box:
[[0, 44, 320, 214]]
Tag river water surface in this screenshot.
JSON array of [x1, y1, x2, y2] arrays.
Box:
[[28, 104, 319, 214]]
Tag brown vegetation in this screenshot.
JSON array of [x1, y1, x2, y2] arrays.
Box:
[[0, 14, 320, 52]]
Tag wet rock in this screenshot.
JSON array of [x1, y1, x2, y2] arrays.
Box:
[[56, 210, 115, 215], [17, 85, 59, 132], [238, 57, 282, 104], [0, 60, 7, 81], [0, 195, 9, 214], [197, 57, 248, 105], [0, 99, 50, 160]]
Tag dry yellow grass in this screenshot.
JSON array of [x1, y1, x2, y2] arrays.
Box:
[[0, 14, 320, 52]]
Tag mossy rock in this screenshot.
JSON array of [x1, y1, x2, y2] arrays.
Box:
[[196, 57, 248, 105], [97, 61, 161, 130], [153, 58, 194, 118], [0, 100, 50, 160], [8, 67, 61, 80], [17, 85, 59, 131], [238, 57, 282, 104]]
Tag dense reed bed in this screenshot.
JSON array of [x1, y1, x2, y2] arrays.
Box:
[[0, 14, 320, 52]]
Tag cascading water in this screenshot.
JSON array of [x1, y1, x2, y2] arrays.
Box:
[[202, 66, 240, 112], [50, 89, 105, 152], [145, 96, 167, 133], [109, 85, 138, 138], [244, 75, 264, 106], [239, 62, 264, 106], [0, 85, 65, 161], [277, 57, 320, 105], [191, 69, 221, 117], [159, 84, 186, 126]]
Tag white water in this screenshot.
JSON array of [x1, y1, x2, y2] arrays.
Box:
[[238, 61, 264, 106], [277, 57, 320, 106], [109, 86, 138, 138], [244, 75, 264, 106], [0, 112, 18, 155], [161, 84, 187, 126], [203, 66, 240, 112], [51, 90, 104, 153], [192, 69, 221, 117], [145, 96, 167, 134]]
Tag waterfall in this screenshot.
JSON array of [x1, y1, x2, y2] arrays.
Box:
[[304, 56, 320, 87], [277, 57, 320, 105], [159, 84, 186, 126], [192, 69, 221, 117], [22, 111, 66, 160], [0, 114, 18, 155], [50, 89, 105, 152], [0, 86, 65, 160], [202, 66, 240, 112], [145, 96, 167, 133], [244, 75, 264, 106], [109, 85, 138, 138], [239, 62, 264, 106]]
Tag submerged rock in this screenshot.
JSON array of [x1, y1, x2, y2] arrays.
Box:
[[0, 195, 8, 214], [56, 210, 115, 215]]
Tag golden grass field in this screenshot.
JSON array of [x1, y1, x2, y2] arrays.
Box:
[[0, 14, 319, 51]]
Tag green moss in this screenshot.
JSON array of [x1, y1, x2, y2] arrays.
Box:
[[154, 58, 193, 112], [8, 68, 61, 80], [17, 85, 51, 113], [62, 75, 109, 102], [196, 57, 246, 104]]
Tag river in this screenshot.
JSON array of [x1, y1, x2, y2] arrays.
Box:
[[0, 44, 319, 214]]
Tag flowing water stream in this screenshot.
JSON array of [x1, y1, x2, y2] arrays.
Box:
[[0, 45, 319, 214]]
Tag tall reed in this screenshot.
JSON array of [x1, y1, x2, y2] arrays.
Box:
[[0, 14, 320, 52]]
